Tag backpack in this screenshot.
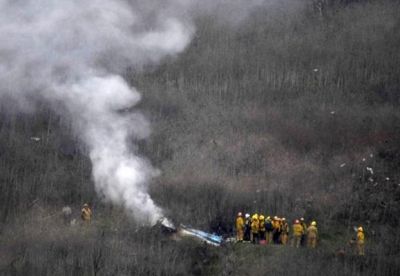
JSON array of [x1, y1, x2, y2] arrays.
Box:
[[265, 220, 273, 231]]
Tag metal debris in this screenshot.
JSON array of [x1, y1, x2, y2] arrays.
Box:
[[179, 225, 223, 246], [160, 217, 176, 230]]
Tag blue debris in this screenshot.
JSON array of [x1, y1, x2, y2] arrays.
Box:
[[180, 224, 223, 246]]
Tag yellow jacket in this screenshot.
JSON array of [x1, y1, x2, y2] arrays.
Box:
[[251, 219, 259, 233], [281, 222, 289, 234], [259, 218, 266, 232], [307, 225, 318, 238], [81, 207, 92, 221], [273, 220, 281, 231], [236, 216, 244, 230], [292, 224, 304, 236], [357, 232, 365, 244]]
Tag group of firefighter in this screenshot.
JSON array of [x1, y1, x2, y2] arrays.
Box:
[[235, 212, 365, 255]]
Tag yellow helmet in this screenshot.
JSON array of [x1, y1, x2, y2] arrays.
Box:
[[311, 221, 317, 226], [252, 214, 258, 220], [358, 227, 363, 232], [259, 215, 265, 220], [266, 216, 271, 220]]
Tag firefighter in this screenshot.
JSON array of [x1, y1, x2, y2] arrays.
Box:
[[265, 216, 273, 244], [300, 217, 307, 246], [258, 215, 266, 242], [280, 218, 289, 245], [272, 216, 281, 244], [251, 214, 259, 244], [357, 226, 365, 256], [235, 212, 244, 242], [307, 221, 318, 248], [292, 219, 304, 248], [81, 203, 92, 224], [244, 213, 251, 242]]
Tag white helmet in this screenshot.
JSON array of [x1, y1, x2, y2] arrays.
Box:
[[245, 213, 250, 218]]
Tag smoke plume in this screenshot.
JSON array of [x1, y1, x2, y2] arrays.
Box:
[[0, 0, 267, 224]]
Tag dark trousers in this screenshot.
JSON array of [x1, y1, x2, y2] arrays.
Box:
[[244, 227, 251, 241], [273, 230, 281, 244], [251, 232, 259, 244], [301, 234, 306, 246], [259, 230, 266, 241]]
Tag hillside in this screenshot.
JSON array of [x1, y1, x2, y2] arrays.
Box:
[[1, 0, 400, 275]]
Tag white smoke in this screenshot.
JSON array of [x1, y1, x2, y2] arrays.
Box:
[[0, 0, 270, 224], [0, 0, 194, 224]]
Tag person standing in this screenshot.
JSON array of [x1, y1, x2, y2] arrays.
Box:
[[265, 216, 274, 244], [251, 214, 260, 244], [300, 217, 307, 246], [81, 203, 92, 224], [307, 221, 318, 248], [235, 212, 245, 242], [244, 213, 251, 242], [280, 218, 289, 245], [292, 220, 304, 248], [258, 215, 266, 243], [357, 226, 365, 256], [272, 216, 281, 244]]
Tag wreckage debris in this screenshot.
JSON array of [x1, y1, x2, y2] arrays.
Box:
[[157, 219, 223, 246], [179, 225, 223, 246]]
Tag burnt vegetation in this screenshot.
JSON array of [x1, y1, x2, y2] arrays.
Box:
[[1, 0, 400, 275]]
